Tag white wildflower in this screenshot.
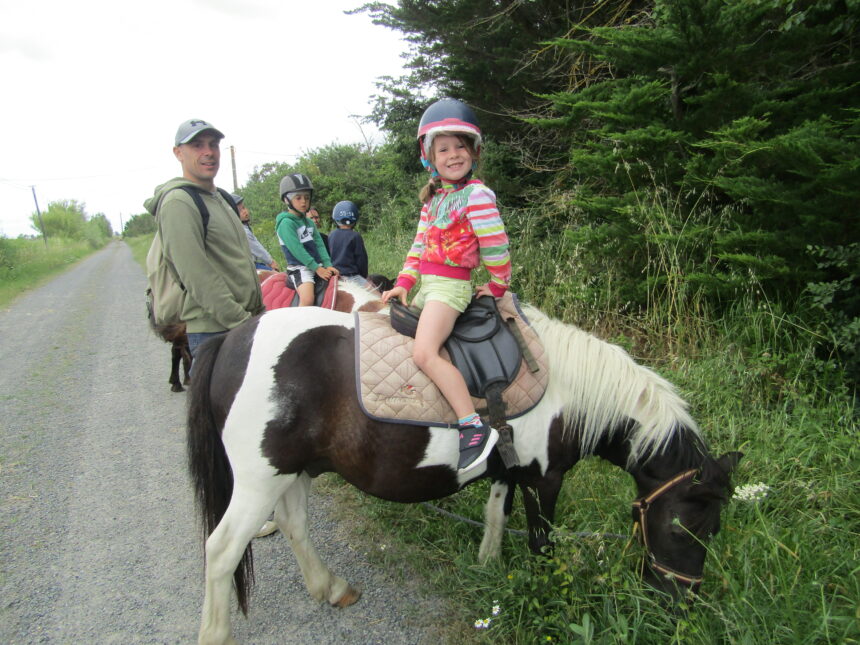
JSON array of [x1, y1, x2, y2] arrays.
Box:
[[733, 482, 771, 502], [492, 604, 501, 616]]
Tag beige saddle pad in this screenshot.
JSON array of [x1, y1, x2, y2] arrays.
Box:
[[354, 293, 548, 427]]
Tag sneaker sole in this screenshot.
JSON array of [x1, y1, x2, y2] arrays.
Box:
[[457, 427, 499, 474]]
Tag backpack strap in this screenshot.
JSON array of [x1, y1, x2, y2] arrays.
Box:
[[216, 187, 241, 218], [175, 185, 210, 240], [151, 184, 220, 292]]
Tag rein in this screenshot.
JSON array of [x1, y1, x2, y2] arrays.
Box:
[[631, 468, 703, 588]]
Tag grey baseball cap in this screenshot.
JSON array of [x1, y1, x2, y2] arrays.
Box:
[[174, 119, 225, 146]]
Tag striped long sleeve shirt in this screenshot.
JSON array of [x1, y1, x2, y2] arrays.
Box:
[[395, 179, 512, 297]]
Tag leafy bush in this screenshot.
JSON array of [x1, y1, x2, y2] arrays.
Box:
[[122, 213, 156, 238]]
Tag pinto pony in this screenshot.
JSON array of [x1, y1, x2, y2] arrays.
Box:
[[187, 301, 739, 644]]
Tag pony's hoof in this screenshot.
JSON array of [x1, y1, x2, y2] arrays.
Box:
[[334, 586, 361, 608]]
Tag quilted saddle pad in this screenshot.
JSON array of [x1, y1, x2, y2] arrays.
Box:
[[355, 293, 548, 427]]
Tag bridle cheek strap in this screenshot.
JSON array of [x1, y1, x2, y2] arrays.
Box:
[[632, 469, 703, 587]]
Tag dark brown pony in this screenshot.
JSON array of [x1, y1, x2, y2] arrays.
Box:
[[149, 321, 192, 393], [186, 300, 740, 644]]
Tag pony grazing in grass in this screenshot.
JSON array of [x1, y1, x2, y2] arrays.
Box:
[[186, 299, 739, 644]]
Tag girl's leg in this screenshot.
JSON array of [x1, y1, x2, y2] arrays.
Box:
[[412, 300, 474, 417], [297, 282, 315, 306]]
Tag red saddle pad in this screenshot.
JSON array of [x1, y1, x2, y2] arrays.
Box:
[[261, 273, 339, 311]]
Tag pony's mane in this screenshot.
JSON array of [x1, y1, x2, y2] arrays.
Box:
[[338, 279, 390, 312], [521, 304, 701, 464]]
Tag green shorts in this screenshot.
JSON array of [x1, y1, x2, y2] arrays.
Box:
[[411, 274, 472, 313]]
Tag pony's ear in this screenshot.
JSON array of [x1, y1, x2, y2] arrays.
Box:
[[717, 451, 743, 474]]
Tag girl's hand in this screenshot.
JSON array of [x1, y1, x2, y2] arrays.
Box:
[[328, 266, 340, 277], [315, 266, 333, 280], [475, 283, 496, 298], [382, 285, 408, 305]]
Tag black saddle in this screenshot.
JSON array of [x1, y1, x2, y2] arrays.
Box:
[[390, 296, 522, 398]]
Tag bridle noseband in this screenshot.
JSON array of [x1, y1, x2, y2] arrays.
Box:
[[631, 468, 703, 588]]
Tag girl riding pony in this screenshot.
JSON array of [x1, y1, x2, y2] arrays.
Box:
[[382, 98, 512, 474]]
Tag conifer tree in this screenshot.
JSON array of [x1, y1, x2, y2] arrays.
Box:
[[534, 0, 859, 309]]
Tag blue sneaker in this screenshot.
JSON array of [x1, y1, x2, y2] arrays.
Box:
[[457, 424, 499, 472]]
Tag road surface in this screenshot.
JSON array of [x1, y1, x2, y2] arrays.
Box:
[[0, 241, 446, 644]]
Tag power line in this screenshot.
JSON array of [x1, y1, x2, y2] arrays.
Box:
[[0, 166, 163, 184], [0, 177, 34, 190], [242, 149, 302, 159]]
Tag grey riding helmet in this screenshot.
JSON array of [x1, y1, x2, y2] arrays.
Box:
[[331, 201, 359, 227], [279, 173, 314, 203]]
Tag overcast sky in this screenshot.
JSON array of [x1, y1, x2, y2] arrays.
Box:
[[0, 0, 407, 237]]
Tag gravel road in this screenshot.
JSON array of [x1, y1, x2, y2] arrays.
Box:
[[0, 241, 447, 644]]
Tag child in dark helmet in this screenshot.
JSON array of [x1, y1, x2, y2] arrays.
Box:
[[381, 98, 512, 475], [275, 173, 339, 306], [328, 200, 370, 289]]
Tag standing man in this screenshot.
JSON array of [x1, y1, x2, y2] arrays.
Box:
[[144, 119, 264, 356]]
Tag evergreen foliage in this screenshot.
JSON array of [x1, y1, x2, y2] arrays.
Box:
[[533, 0, 859, 311], [355, 0, 647, 200]]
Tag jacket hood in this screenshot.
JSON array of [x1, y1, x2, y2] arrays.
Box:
[[143, 177, 204, 216]]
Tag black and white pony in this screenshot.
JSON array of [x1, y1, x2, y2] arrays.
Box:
[[187, 289, 739, 644]]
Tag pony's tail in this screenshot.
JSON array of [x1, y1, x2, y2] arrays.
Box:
[[186, 333, 255, 615]]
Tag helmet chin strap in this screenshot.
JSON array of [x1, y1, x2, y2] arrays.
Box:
[[421, 157, 440, 178]]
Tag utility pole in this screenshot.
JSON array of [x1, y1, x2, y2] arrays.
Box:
[[230, 145, 238, 191], [118, 213, 124, 237], [31, 185, 48, 248]]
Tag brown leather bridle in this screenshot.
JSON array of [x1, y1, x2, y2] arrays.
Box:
[[631, 468, 703, 588]]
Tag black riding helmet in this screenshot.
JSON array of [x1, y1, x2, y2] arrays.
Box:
[[279, 173, 314, 212], [332, 200, 359, 227], [417, 98, 482, 174]]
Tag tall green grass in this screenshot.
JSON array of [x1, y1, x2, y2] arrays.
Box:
[[0, 236, 109, 308], [316, 194, 859, 644], [124, 233, 152, 270]]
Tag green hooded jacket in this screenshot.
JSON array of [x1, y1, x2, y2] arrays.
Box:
[[144, 178, 264, 333]]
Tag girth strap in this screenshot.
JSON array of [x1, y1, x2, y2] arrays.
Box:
[[485, 381, 519, 469]]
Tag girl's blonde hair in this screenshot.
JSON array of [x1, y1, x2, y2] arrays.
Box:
[[418, 134, 480, 203]]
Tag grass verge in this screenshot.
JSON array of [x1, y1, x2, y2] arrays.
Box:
[[314, 231, 859, 644], [124, 234, 152, 270]]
